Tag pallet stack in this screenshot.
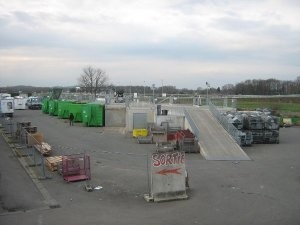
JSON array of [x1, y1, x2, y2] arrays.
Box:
[[45, 156, 62, 171], [225, 109, 280, 145]]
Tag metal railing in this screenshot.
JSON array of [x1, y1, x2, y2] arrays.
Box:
[[184, 109, 200, 141], [208, 101, 242, 146]]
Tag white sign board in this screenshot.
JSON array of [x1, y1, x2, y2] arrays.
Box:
[[149, 151, 187, 201]]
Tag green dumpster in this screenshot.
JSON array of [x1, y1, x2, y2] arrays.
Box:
[[68, 103, 87, 122], [83, 103, 105, 127], [49, 100, 59, 116], [42, 99, 49, 114], [58, 101, 73, 119]]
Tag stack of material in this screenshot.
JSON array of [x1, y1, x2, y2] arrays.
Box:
[[45, 156, 62, 171], [239, 130, 253, 146], [175, 129, 199, 153], [34, 142, 52, 156], [149, 125, 167, 143], [225, 109, 280, 145]]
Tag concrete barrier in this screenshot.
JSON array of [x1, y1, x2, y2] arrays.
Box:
[[144, 150, 188, 202]]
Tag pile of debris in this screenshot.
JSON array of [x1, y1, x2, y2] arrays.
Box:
[[225, 108, 280, 145], [135, 123, 199, 153]]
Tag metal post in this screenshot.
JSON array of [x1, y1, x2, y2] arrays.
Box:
[[152, 84, 155, 103], [206, 82, 210, 105]]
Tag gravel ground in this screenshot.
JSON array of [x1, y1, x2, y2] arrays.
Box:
[[0, 110, 299, 225]]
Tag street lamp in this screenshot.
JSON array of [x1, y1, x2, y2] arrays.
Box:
[[206, 82, 210, 105], [152, 84, 155, 103], [161, 79, 163, 97], [144, 81, 146, 98]]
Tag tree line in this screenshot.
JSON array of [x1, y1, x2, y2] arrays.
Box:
[[221, 77, 300, 95], [75, 68, 300, 95], [2, 65, 300, 96]]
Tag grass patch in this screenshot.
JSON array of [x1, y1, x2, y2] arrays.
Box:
[[237, 97, 300, 125]]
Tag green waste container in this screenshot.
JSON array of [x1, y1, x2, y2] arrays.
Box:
[[68, 103, 87, 122], [42, 99, 49, 114], [83, 103, 105, 127], [58, 101, 73, 119], [49, 100, 59, 116]]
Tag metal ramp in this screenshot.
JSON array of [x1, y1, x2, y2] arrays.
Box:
[[185, 107, 250, 161]]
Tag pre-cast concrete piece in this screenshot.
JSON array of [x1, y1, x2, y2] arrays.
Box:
[[186, 107, 250, 161]]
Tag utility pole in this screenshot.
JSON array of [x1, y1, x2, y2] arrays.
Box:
[[152, 84, 155, 103]]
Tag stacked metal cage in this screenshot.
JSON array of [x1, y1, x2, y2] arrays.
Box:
[[225, 109, 280, 145]]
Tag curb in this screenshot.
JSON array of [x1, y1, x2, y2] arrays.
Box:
[[0, 131, 60, 209]]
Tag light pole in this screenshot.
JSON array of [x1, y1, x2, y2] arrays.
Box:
[[152, 84, 155, 103], [144, 81, 146, 98], [161, 79, 163, 97], [206, 82, 210, 105]]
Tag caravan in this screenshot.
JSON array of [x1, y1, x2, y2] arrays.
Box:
[[14, 96, 28, 110], [0, 93, 14, 117]]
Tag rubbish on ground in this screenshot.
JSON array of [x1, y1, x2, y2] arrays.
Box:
[[84, 184, 93, 192], [94, 186, 103, 190]]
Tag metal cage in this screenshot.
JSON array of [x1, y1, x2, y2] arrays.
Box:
[[62, 154, 91, 182]]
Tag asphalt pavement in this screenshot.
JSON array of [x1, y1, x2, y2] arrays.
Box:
[[0, 110, 299, 225]]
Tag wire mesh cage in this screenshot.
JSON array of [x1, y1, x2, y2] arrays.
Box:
[[62, 154, 91, 182]]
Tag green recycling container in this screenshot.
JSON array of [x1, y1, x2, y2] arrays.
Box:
[[42, 99, 49, 114], [82, 103, 105, 127], [58, 100, 73, 119], [68, 103, 87, 122], [49, 100, 59, 116]]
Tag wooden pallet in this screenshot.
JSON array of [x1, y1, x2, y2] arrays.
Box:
[[34, 142, 52, 156], [45, 156, 62, 171]]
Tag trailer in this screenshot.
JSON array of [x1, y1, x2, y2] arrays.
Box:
[[14, 96, 28, 110], [0, 98, 14, 117]]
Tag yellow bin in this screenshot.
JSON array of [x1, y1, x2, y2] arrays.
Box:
[[132, 129, 148, 138]]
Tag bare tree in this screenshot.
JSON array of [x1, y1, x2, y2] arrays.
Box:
[[78, 66, 108, 97]]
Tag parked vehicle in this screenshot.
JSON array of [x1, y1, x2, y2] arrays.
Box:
[[0, 97, 14, 117], [14, 96, 28, 110], [26, 96, 42, 110]]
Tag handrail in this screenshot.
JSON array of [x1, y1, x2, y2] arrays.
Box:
[[184, 109, 200, 140], [208, 101, 241, 146]]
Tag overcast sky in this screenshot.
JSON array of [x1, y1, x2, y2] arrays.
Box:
[[0, 0, 300, 89]]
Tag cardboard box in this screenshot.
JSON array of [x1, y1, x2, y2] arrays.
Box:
[[27, 132, 44, 147]]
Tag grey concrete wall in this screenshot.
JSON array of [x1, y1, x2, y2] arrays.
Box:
[[156, 115, 185, 129], [105, 104, 126, 127]]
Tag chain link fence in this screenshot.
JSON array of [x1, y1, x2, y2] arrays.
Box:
[[0, 115, 50, 179]]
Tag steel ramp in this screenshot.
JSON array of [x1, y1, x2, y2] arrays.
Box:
[[186, 108, 250, 161]]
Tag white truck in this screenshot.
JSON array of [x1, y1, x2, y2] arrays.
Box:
[[0, 94, 14, 117], [26, 96, 42, 110]]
